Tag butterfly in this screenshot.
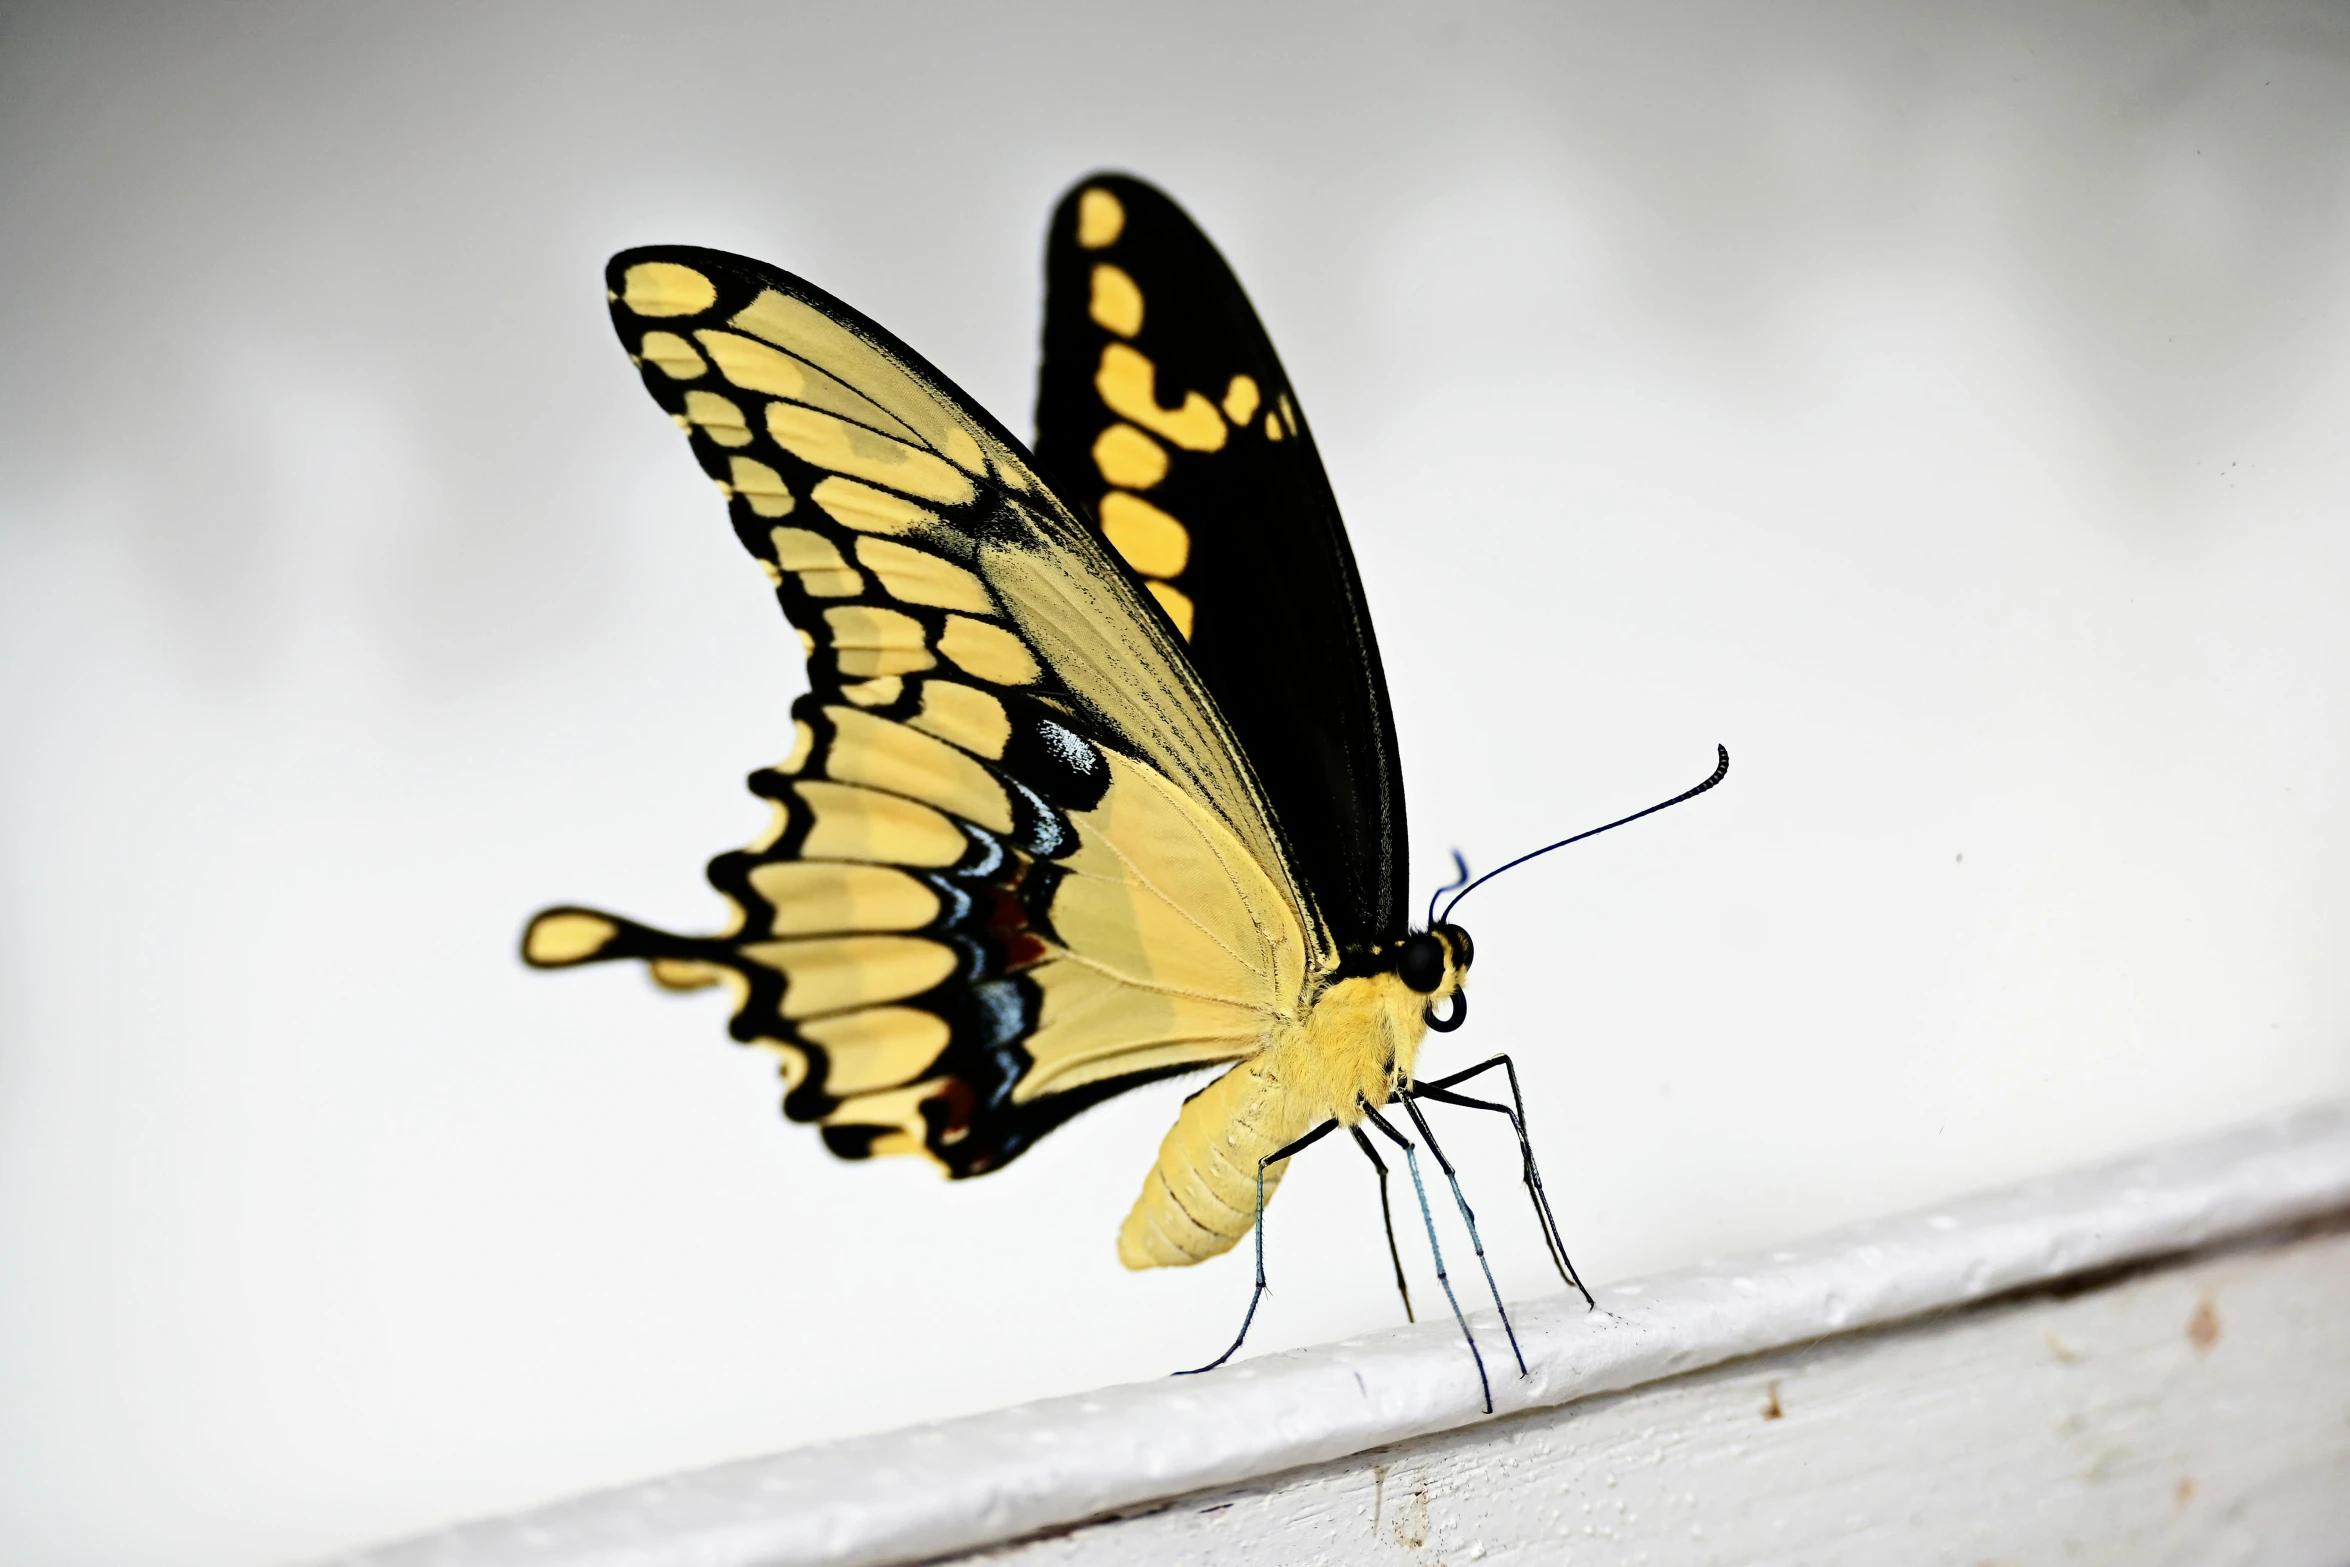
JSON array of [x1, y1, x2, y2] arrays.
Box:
[[524, 175, 1725, 1399]]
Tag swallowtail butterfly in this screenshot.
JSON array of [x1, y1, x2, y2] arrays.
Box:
[[526, 176, 1724, 1396]]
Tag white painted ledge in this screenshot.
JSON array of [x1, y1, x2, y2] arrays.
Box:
[[339, 1102, 2350, 1567]]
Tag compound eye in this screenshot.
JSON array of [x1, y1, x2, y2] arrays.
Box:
[[1398, 932, 1446, 993]]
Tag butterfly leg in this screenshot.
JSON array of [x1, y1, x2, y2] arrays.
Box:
[[1415, 1055, 1595, 1308], [1361, 1104, 1494, 1414], [1412, 1081, 1584, 1302], [1398, 1091, 1527, 1378], [1350, 1124, 1415, 1324], [1177, 1116, 1343, 1377]]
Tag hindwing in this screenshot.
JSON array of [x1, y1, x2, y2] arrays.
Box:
[[526, 246, 1327, 1176]]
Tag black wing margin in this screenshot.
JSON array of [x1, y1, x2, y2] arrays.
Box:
[[1034, 174, 1409, 955]]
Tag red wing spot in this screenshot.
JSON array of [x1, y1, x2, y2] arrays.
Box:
[[929, 1077, 977, 1140], [984, 888, 1048, 971]]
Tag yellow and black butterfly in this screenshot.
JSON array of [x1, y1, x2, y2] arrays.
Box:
[[524, 175, 1725, 1402]]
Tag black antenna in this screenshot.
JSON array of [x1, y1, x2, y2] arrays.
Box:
[[1425, 849, 1470, 930], [1437, 745, 1729, 926]]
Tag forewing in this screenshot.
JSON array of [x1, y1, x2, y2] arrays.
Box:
[[1034, 175, 1409, 953], [526, 247, 1322, 1176]]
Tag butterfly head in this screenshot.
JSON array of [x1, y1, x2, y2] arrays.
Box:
[[1396, 923, 1473, 1033]]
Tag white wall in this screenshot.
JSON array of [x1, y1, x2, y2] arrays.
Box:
[[0, 3, 2344, 1562]]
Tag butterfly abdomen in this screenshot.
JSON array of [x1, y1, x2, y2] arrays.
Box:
[[1115, 1051, 1308, 1269], [1115, 973, 1438, 1269]]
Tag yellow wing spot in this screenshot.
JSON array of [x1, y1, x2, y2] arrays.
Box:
[[683, 389, 753, 447], [793, 780, 965, 866], [522, 911, 618, 965], [771, 527, 862, 598], [1278, 393, 1298, 437], [780, 719, 815, 774], [694, 330, 917, 443], [749, 1036, 812, 1092], [1145, 580, 1196, 639], [938, 615, 1042, 686], [649, 959, 732, 993], [812, 476, 938, 537], [821, 604, 935, 676], [747, 861, 941, 936], [728, 457, 794, 517], [638, 331, 708, 380], [908, 679, 1011, 760], [821, 1080, 947, 1164], [799, 1007, 952, 1095], [1092, 422, 1169, 490], [840, 675, 903, 708], [1076, 187, 1125, 249], [822, 705, 1014, 832], [855, 536, 995, 614], [1096, 344, 1226, 453], [729, 289, 992, 478], [620, 261, 717, 318], [1098, 491, 1190, 579], [1221, 375, 1261, 425], [1263, 409, 1285, 442], [755, 558, 783, 587], [739, 934, 958, 1019], [775, 524, 839, 565], [797, 628, 817, 657], [767, 403, 977, 507], [1089, 264, 1144, 337]]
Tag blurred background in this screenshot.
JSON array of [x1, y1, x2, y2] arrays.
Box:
[[3, 1, 2347, 1561]]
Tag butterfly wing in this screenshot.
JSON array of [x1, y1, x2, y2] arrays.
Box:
[[526, 247, 1328, 1176], [1034, 175, 1409, 956]]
